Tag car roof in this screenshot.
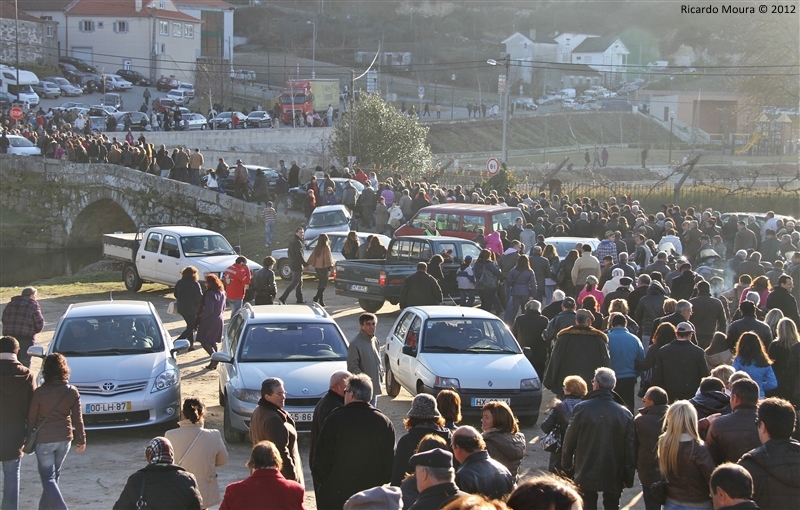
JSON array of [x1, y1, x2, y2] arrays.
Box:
[[405, 306, 502, 320], [311, 204, 349, 213], [416, 203, 521, 213], [395, 235, 471, 242], [544, 237, 600, 244], [243, 303, 332, 321], [147, 225, 225, 237], [65, 300, 155, 317]]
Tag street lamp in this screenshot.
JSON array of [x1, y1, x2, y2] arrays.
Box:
[[487, 55, 511, 165], [668, 109, 675, 166], [307, 20, 316, 79]]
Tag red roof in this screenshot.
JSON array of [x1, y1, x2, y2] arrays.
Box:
[[66, 0, 200, 22], [172, 0, 235, 9], [16, 0, 75, 12], [0, 1, 47, 22]]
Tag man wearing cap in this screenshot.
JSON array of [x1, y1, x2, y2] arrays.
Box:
[[543, 308, 610, 399], [408, 449, 469, 510], [399, 262, 443, 309], [596, 231, 618, 264], [652, 321, 709, 402], [299, 163, 313, 185], [451, 426, 513, 500]]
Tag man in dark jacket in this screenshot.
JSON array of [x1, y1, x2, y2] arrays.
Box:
[[543, 309, 610, 398], [790, 252, 800, 306], [689, 376, 731, 421], [542, 297, 577, 344], [451, 426, 513, 500], [0, 336, 35, 510], [309, 370, 351, 490], [727, 301, 773, 350], [706, 378, 761, 465], [634, 281, 668, 345], [738, 397, 800, 510], [287, 160, 301, 188], [652, 322, 709, 402], [643, 252, 671, 277], [634, 386, 668, 510], [765, 275, 800, 328], [1, 287, 45, 368], [278, 228, 308, 304], [601, 277, 633, 316], [408, 449, 469, 510], [652, 299, 693, 334], [562, 367, 636, 510], [671, 262, 699, 301], [312, 374, 395, 510], [736, 252, 766, 280], [690, 281, 729, 349], [710, 463, 760, 510], [399, 262, 443, 309], [627, 274, 651, 318], [511, 300, 550, 378], [528, 246, 550, 301], [541, 290, 566, 320]]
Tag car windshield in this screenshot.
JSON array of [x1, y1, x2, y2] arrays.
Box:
[[54, 315, 163, 355], [308, 210, 348, 228], [238, 323, 348, 362], [248, 111, 266, 118], [9, 137, 34, 147], [215, 112, 231, 119], [422, 318, 521, 354], [180, 235, 237, 257]]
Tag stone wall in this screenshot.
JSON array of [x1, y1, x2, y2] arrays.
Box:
[[0, 155, 263, 250], [0, 18, 58, 65]]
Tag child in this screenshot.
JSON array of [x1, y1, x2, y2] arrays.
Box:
[[456, 255, 476, 307]]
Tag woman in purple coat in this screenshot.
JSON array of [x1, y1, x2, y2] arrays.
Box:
[[195, 274, 226, 370]]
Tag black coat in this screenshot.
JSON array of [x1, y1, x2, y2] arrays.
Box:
[[652, 339, 710, 402], [408, 482, 469, 510], [399, 271, 443, 309], [690, 293, 728, 345], [312, 401, 395, 510], [454, 450, 514, 500], [634, 404, 668, 487], [765, 287, 800, 328], [309, 390, 344, 473], [543, 325, 609, 394], [671, 270, 698, 301], [511, 310, 550, 377], [391, 424, 452, 486], [690, 391, 731, 420], [562, 389, 636, 493], [727, 315, 773, 351], [113, 464, 202, 510], [287, 164, 300, 188], [739, 439, 800, 510], [287, 235, 307, 271], [174, 276, 202, 317], [0, 358, 34, 461]]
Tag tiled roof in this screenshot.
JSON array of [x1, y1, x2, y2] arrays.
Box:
[[550, 63, 601, 75], [173, 0, 235, 9], [0, 1, 48, 22], [66, 0, 200, 22], [573, 36, 619, 53], [16, 0, 75, 12]]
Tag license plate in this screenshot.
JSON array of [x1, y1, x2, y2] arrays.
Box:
[[289, 412, 314, 422], [86, 402, 132, 413], [471, 398, 511, 407], [350, 284, 368, 292]]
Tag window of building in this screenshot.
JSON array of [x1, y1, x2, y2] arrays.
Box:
[[114, 21, 128, 33], [79, 20, 94, 32], [159, 20, 169, 35], [97, 22, 103, 29], [184, 24, 193, 38], [40, 15, 52, 21], [159, 1, 165, 8], [160, 43, 166, 54], [172, 22, 182, 37], [46, 26, 54, 37]]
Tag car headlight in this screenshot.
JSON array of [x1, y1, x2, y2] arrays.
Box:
[[232, 388, 261, 404], [151, 369, 179, 392], [520, 378, 541, 391], [434, 376, 460, 389]]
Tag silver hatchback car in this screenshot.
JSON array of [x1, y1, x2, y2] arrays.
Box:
[[28, 300, 189, 429]]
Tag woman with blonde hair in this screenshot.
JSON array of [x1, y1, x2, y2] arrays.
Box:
[[656, 401, 715, 509], [540, 376, 587, 475], [306, 233, 333, 306], [764, 308, 784, 338], [768, 318, 800, 401], [481, 401, 526, 479], [601, 299, 639, 335]]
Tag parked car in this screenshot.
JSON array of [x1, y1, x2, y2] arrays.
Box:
[[208, 111, 247, 129], [115, 69, 151, 86], [152, 97, 178, 112], [101, 93, 124, 110], [166, 89, 191, 105], [211, 165, 278, 200], [5, 135, 42, 156], [181, 112, 208, 130], [176, 82, 195, 99], [0, 91, 13, 108], [285, 178, 363, 210], [27, 300, 190, 429], [272, 231, 391, 280], [512, 98, 537, 110], [103, 74, 133, 91], [59, 56, 97, 74], [92, 104, 118, 115], [304, 205, 352, 242], [32, 81, 61, 99], [246, 110, 272, 128], [536, 94, 558, 105], [156, 77, 180, 91], [213, 303, 349, 441], [383, 306, 542, 423], [44, 76, 83, 97], [59, 64, 101, 93], [543, 237, 601, 261], [113, 111, 149, 131], [394, 204, 524, 241]]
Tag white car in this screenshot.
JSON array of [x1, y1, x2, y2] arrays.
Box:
[[272, 231, 391, 280], [167, 89, 191, 105], [212, 303, 349, 442], [91, 104, 118, 115], [181, 113, 208, 130], [543, 237, 600, 260], [176, 82, 195, 99], [103, 74, 133, 91], [304, 205, 353, 241], [33, 81, 61, 99], [6, 135, 42, 156], [383, 306, 543, 424]]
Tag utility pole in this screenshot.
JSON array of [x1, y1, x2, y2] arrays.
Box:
[[349, 69, 355, 163], [15, 0, 20, 105]]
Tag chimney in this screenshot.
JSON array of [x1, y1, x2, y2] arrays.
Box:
[[529, 29, 536, 41], [135, 0, 142, 12]]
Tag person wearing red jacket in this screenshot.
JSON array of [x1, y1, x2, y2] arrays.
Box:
[[220, 441, 305, 510], [223, 256, 252, 316]]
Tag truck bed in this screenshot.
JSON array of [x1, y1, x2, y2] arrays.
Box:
[[102, 233, 138, 263]]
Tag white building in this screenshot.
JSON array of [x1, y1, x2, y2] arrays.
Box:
[[172, 0, 235, 60], [554, 33, 629, 86], [502, 30, 558, 88]]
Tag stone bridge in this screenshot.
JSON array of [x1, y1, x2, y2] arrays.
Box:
[[0, 155, 264, 250]]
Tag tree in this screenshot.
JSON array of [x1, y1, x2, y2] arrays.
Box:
[[331, 93, 432, 172]]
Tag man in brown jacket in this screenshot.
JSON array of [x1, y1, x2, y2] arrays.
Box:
[[706, 378, 761, 465], [634, 386, 669, 510], [188, 148, 204, 186]]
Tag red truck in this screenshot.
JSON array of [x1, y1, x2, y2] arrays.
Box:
[[280, 79, 339, 125]]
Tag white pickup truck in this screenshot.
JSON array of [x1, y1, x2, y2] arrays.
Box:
[[103, 226, 261, 292]]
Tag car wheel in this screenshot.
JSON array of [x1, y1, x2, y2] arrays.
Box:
[[61, 90, 66, 97], [123, 265, 143, 292], [223, 400, 246, 443], [285, 196, 296, 210], [278, 259, 292, 281], [386, 361, 401, 397], [227, 122, 232, 130], [200, 124, 206, 130], [218, 386, 225, 406], [358, 298, 385, 313]]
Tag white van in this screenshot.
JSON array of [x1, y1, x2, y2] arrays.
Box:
[[0, 66, 40, 106], [558, 88, 576, 99]]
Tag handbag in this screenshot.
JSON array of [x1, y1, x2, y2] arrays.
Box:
[[24, 386, 72, 454], [167, 301, 178, 315], [540, 424, 562, 453], [647, 478, 668, 505], [136, 472, 147, 509], [478, 265, 498, 290]]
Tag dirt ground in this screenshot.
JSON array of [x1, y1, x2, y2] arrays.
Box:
[[6, 281, 646, 510]]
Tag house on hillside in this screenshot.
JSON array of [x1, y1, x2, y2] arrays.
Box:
[[553, 32, 596, 63], [501, 30, 558, 93], [553, 32, 629, 86], [0, 1, 58, 64], [18, 0, 201, 82]]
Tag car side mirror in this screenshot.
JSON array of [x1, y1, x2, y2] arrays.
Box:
[[167, 249, 180, 258], [171, 339, 190, 356], [523, 346, 532, 358], [402, 345, 417, 357], [233, 245, 241, 255], [27, 345, 45, 359], [211, 352, 233, 364]]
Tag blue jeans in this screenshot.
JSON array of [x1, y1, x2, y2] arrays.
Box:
[[504, 295, 527, 324], [664, 500, 712, 510], [227, 299, 243, 316], [217, 177, 228, 194], [265, 221, 275, 246], [545, 284, 557, 305], [2, 457, 21, 510], [35, 440, 70, 510]]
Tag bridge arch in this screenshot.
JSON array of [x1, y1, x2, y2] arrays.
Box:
[[67, 197, 137, 248]]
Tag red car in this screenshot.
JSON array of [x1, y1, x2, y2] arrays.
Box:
[[153, 97, 178, 112], [156, 77, 180, 91]]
